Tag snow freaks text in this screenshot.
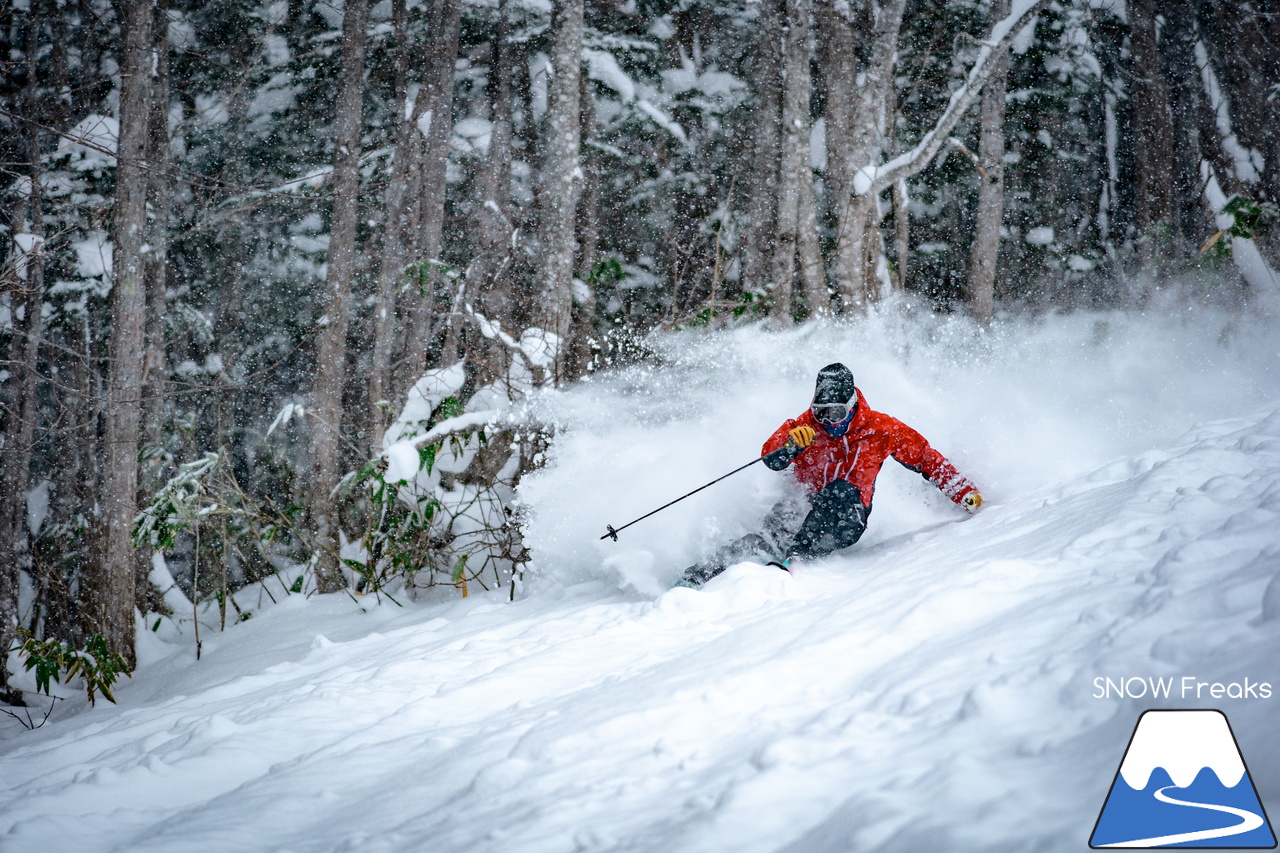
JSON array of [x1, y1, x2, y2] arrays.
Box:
[[1092, 677, 1274, 700]]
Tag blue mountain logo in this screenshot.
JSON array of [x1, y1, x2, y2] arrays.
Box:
[[1090, 709, 1276, 848]]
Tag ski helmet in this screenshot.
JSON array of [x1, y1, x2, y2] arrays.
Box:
[[812, 363, 856, 425]]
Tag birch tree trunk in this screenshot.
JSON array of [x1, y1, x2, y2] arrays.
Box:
[[397, 0, 462, 384], [829, 0, 906, 311], [966, 0, 1010, 326], [94, 0, 155, 663], [768, 0, 813, 325], [815, 0, 860, 234], [309, 0, 368, 593], [370, 0, 414, 443], [466, 0, 515, 330], [797, 155, 829, 318], [739, 0, 782, 302], [538, 0, 584, 381]]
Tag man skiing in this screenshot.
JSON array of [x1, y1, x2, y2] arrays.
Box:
[[678, 362, 982, 587]]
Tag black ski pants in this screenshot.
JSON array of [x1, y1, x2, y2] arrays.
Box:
[[680, 479, 870, 586]]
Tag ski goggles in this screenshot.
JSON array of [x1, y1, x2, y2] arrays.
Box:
[[811, 402, 851, 424]]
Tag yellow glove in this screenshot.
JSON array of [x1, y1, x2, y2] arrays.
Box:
[[961, 490, 983, 513], [788, 425, 816, 448]]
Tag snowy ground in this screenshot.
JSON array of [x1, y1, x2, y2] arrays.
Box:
[[3, 299, 1280, 853]]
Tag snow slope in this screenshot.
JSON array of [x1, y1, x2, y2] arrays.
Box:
[[3, 301, 1280, 853]]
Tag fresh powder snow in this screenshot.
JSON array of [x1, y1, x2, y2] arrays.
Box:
[[3, 298, 1280, 852]]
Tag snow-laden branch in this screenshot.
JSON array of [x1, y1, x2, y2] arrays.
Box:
[[405, 410, 504, 450], [854, 0, 1051, 197]]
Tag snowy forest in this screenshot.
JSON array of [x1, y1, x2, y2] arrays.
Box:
[[4, 0, 1280, 846], [4, 0, 1278, 693]]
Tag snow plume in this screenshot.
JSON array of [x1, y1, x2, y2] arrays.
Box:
[[521, 299, 1280, 593]]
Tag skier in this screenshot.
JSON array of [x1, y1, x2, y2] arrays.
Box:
[[677, 362, 982, 587]]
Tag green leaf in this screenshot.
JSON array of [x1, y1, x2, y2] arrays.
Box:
[[450, 554, 469, 583], [435, 396, 464, 423], [290, 575, 304, 593]]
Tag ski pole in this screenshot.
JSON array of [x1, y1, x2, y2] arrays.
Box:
[[601, 455, 766, 541]]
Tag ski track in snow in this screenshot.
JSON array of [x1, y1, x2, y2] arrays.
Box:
[[3, 308, 1280, 853]]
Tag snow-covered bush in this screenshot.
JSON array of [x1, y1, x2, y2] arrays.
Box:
[[345, 309, 554, 599]]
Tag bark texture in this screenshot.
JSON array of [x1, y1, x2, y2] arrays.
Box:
[[397, 0, 463, 384], [768, 0, 814, 324], [828, 0, 906, 311], [0, 6, 49, 701], [309, 0, 369, 593], [1128, 0, 1174, 264], [538, 0, 585, 381], [93, 0, 156, 663], [739, 0, 783, 301], [966, 0, 1010, 325]]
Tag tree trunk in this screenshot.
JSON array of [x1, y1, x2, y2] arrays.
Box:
[[815, 0, 860, 234], [739, 0, 783, 302], [467, 0, 516, 330], [396, 0, 462, 387], [370, 0, 413, 444], [1, 6, 49, 701], [1128, 0, 1174, 267], [769, 0, 813, 325], [569, 68, 600, 377], [966, 0, 1010, 326], [538, 0, 584, 381], [1161, 0, 1205, 256], [797, 155, 828, 318], [837, 0, 1050, 304], [309, 0, 368, 593], [892, 178, 909, 292], [93, 0, 155, 664], [830, 0, 907, 311], [136, 0, 171, 610]]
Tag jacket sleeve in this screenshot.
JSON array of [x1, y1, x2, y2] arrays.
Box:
[[884, 416, 976, 504], [761, 418, 802, 470]]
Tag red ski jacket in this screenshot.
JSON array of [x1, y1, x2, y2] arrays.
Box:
[[761, 388, 976, 508]]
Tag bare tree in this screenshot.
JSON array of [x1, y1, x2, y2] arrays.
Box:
[[370, 0, 418, 442], [396, 0, 463, 386], [309, 0, 369, 593], [1127, 0, 1174, 267], [538, 0, 584, 381], [137, 0, 172, 607], [465, 0, 517, 323], [966, 0, 1011, 326], [92, 0, 156, 663], [569, 69, 600, 376], [831, 0, 1049, 309], [739, 0, 783, 305], [1, 2, 51, 703], [827, 0, 907, 311], [769, 0, 822, 324]]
